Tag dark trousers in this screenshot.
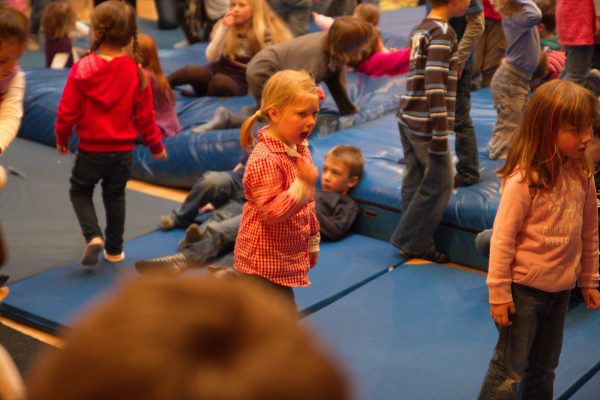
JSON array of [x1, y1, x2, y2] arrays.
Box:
[[168, 62, 247, 97], [239, 273, 296, 304], [69, 150, 133, 254], [454, 60, 480, 186]]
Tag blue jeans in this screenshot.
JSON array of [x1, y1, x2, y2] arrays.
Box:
[[173, 171, 244, 227], [478, 284, 571, 400], [179, 200, 243, 262], [390, 123, 453, 255], [267, 0, 311, 36], [454, 60, 480, 185], [69, 150, 133, 254], [560, 45, 594, 86]]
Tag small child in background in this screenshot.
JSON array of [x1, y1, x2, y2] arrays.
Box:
[[478, 80, 600, 399], [25, 276, 349, 400], [55, 1, 167, 266], [0, 6, 27, 156], [41, 0, 77, 69], [134, 145, 363, 276], [234, 69, 321, 303], [487, 0, 541, 160], [135, 34, 181, 138], [535, 0, 560, 51]]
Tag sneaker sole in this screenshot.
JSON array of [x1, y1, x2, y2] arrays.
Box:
[[81, 242, 104, 266]]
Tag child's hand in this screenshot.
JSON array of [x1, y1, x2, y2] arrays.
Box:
[[309, 252, 318, 267], [297, 157, 318, 187], [222, 11, 234, 27], [490, 302, 516, 326], [199, 203, 215, 213], [56, 144, 69, 156], [582, 288, 600, 309], [151, 149, 167, 160]]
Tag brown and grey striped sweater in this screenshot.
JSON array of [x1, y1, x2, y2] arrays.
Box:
[[397, 18, 458, 154]]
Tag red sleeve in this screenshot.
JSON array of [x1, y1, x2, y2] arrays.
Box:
[[55, 68, 82, 147], [132, 72, 164, 155]]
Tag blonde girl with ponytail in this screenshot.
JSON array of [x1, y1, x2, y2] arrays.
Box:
[[55, 1, 167, 267]]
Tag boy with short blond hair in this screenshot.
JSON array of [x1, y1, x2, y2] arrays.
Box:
[[135, 145, 364, 275]]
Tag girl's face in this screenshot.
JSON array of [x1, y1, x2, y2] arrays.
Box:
[[268, 98, 320, 147], [557, 123, 593, 160], [0, 39, 24, 80], [230, 0, 252, 27]]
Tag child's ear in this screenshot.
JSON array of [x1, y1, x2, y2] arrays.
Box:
[[348, 175, 359, 189], [266, 107, 279, 123]]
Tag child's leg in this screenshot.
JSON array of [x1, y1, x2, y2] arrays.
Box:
[[454, 59, 479, 187], [488, 63, 529, 160], [69, 151, 104, 242], [167, 65, 213, 96], [478, 284, 566, 400], [206, 73, 247, 97], [519, 289, 570, 399], [560, 45, 594, 86], [100, 152, 133, 256]]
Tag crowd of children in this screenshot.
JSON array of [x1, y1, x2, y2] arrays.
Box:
[[0, 0, 600, 398]]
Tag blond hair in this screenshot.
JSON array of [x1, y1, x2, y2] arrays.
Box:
[[498, 80, 598, 188], [26, 276, 349, 400], [241, 70, 320, 151], [88, 1, 147, 90], [41, 1, 76, 41], [221, 0, 292, 61], [326, 145, 364, 179]]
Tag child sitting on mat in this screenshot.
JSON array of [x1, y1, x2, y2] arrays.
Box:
[[134, 145, 363, 276], [25, 276, 349, 400], [478, 80, 600, 399], [40, 1, 78, 69], [0, 6, 27, 156], [55, 1, 167, 266]]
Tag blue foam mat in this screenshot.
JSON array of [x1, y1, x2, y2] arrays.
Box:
[[567, 364, 600, 400], [1, 233, 402, 332], [305, 263, 600, 400]]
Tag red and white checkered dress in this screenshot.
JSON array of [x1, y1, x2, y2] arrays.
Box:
[[234, 129, 320, 287]]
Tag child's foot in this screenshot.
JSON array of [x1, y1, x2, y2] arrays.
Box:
[[80, 237, 104, 266], [184, 224, 202, 243], [159, 215, 177, 230], [191, 106, 231, 133], [397, 247, 449, 264], [135, 253, 195, 276], [103, 250, 125, 263]]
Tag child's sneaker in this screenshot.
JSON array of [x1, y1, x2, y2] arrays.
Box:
[[104, 250, 125, 263], [80, 237, 104, 266], [159, 215, 177, 230]]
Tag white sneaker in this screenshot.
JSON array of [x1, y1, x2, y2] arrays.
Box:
[[173, 39, 189, 49], [80, 237, 104, 266], [104, 250, 125, 263]]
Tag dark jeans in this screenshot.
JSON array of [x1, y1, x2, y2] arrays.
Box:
[[173, 171, 244, 227], [239, 272, 296, 304], [560, 45, 594, 86], [454, 60, 480, 186], [69, 150, 133, 254], [390, 123, 453, 255], [478, 284, 571, 400], [167, 62, 247, 97], [180, 200, 243, 262]]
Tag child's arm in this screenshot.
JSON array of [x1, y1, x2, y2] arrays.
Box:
[[355, 48, 410, 77], [316, 192, 359, 240], [455, 10, 485, 74], [55, 69, 83, 154], [312, 12, 334, 31], [0, 70, 24, 155], [323, 68, 358, 115], [132, 73, 166, 158], [205, 15, 232, 62], [246, 155, 317, 224], [510, 0, 542, 29], [578, 175, 600, 299], [487, 173, 533, 306]]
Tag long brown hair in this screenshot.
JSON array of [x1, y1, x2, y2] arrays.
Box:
[[240, 70, 319, 151], [324, 16, 375, 69], [88, 1, 147, 90], [41, 1, 76, 40], [0, 6, 28, 47], [498, 80, 598, 188], [221, 0, 292, 61], [135, 33, 174, 105]]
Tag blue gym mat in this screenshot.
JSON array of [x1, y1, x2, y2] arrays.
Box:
[[305, 263, 600, 400], [1, 232, 404, 332], [568, 366, 600, 400]]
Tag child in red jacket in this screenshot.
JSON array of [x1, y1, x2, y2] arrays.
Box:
[[55, 1, 167, 266]]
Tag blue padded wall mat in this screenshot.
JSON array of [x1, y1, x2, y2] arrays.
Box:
[[305, 263, 600, 400], [379, 5, 425, 41], [0, 139, 180, 283], [567, 366, 600, 400], [1, 233, 404, 333], [0, 229, 185, 333]]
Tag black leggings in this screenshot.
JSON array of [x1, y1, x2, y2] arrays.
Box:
[[168, 64, 247, 97]]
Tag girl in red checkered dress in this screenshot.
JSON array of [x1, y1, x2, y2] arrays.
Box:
[[234, 69, 323, 302]]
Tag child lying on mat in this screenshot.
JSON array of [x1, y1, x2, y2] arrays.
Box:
[[25, 276, 349, 400], [135, 145, 364, 277]]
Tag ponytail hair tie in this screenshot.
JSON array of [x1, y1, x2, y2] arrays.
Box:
[[316, 86, 325, 100], [254, 109, 262, 118]]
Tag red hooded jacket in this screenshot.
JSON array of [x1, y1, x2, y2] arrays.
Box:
[[55, 54, 164, 155]]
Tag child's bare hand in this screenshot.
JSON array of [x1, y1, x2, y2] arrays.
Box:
[[222, 11, 234, 27], [297, 157, 318, 187], [582, 288, 600, 309], [199, 203, 215, 213], [309, 252, 318, 267], [151, 149, 167, 160], [56, 144, 69, 156], [490, 302, 516, 326]]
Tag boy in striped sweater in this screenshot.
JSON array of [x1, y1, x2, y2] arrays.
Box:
[[390, 0, 470, 263]]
